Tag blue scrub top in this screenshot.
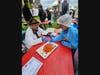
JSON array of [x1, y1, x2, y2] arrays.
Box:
[[51, 26, 78, 49]]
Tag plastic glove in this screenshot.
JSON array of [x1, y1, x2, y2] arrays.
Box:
[[49, 33, 56, 39], [50, 34, 55, 38], [49, 37, 54, 42], [61, 41, 66, 46], [49, 40, 53, 42], [42, 36, 48, 42]]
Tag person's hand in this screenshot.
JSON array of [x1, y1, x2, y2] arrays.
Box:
[[49, 37, 55, 42], [62, 38, 67, 41], [48, 32, 52, 35], [49, 33, 56, 38], [42, 36, 48, 42], [49, 39, 54, 42], [50, 34, 55, 37], [61, 41, 66, 46]]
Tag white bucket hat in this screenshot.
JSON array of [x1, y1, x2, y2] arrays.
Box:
[[57, 14, 72, 27]]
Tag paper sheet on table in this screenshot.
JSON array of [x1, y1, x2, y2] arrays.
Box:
[[22, 57, 43, 75], [46, 28, 55, 33]]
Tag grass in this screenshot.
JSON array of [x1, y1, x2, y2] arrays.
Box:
[[34, 16, 40, 21], [34, 16, 58, 29], [52, 21, 58, 28], [22, 23, 28, 30]]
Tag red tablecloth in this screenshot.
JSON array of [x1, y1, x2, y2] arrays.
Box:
[[22, 40, 74, 75]]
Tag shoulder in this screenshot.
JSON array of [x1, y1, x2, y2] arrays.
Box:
[[70, 26, 77, 30], [61, 30, 65, 34], [69, 26, 78, 34], [26, 27, 32, 34]]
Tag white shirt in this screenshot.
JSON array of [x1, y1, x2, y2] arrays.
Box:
[[24, 27, 48, 49]]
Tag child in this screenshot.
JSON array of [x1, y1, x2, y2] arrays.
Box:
[[50, 14, 78, 52]]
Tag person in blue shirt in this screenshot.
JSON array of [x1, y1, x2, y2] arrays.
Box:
[[71, 18, 78, 29], [50, 14, 78, 51], [71, 23, 78, 29]]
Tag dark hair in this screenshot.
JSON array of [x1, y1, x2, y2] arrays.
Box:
[[38, 5, 43, 9], [29, 19, 39, 25]]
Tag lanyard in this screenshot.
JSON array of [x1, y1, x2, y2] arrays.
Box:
[[32, 29, 40, 38]]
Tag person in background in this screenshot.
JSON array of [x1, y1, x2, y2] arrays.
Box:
[[22, 0, 33, 24], [24, 19, 49, 49], [69, 9, 73, 17], [46, 8, 52, 27], [61, 0, 69, 16], [53, 8, 58, 21], [50, 14, 78, 54], [69, 8, 75, 19], [38, 5, 46, 29]]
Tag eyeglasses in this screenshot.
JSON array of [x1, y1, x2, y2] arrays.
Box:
[[31, 23, 39, 26], [30, 22, 39, 25]]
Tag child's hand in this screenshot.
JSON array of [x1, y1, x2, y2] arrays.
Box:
[[61, 41, 66, 46], [62, 38, 67, 41], [48, 32, 52, 35], [42, 36, 48, 42]]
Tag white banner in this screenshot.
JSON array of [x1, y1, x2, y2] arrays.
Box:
[[30, 8, 39, 16], [40, 0, 58, 9]]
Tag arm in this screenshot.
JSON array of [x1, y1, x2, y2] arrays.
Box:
[[61, 41, 72, 48], [61, 27, 78, 49], [50, 31, 64, 42]]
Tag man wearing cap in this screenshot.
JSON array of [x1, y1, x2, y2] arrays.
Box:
[[24, 19, 49, 49], [50, 14, 78, 52]]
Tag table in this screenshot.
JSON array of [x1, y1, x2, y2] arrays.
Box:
[[22, 39, 74, 75]]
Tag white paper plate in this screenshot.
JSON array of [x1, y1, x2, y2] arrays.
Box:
[[36, 42, 58, 59]]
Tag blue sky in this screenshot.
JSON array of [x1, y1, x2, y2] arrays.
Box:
[[70, 0, 78, 6], [40, 0, 78, 9]]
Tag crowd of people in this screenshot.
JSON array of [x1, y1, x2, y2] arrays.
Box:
[[22, 0, 78, 75]]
